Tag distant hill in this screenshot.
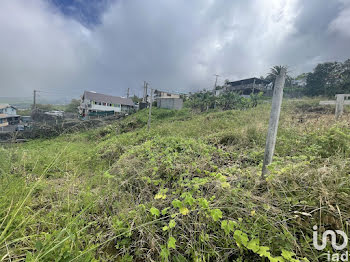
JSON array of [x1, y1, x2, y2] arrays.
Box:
[[0, 96, 73, 109]]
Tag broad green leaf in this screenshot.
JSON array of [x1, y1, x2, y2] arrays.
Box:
[[150, 207, 160, 217], [169, 219, 176, 229], [233, 230, 249, 247], [168, 236, 176, 249], [210, 209, 222, 221], [160, 245, 170, 261], [281, 249, 296, 260], [221, 182, 230, 188], [257, 246, 271, 258], [221, 220, 235, 235], [270, 257, 285, 262], [180, 207, 189, 215], [161, 207, 170, 215], [172, 199, 182, 208], [247, 238, 260, 252], [155, 193, 167, 200], [182, 193, 195, 206], [198, 198, 209, 209]]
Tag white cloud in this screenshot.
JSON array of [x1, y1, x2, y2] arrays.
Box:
[[0, 0, 349, 100]]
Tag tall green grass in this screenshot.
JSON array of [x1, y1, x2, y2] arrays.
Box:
[[0, 99, 349, 261]]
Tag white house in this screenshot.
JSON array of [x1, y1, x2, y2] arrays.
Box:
[[0, 104, 20, 127], [79, 91, 134, 117], [0, 104, 17, 115]]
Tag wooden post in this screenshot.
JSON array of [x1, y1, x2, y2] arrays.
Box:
[[335, 94, 345, 119], [147, 88, 153, 131], [261, 68, 286, 179]]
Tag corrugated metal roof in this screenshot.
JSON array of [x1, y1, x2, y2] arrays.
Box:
[[83, 91, 134, 106]]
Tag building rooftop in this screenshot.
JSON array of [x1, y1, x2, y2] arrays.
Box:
[[0, 104, 16, 110], [227, 77, 270, 87], [83, 91, 134, 106], [154, 89, 187, 95]]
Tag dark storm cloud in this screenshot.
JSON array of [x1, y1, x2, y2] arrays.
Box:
[[274, 0, 350, 73], [0, 0, 349, 100]]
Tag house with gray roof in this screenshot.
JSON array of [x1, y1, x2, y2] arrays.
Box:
[[79, 91, 135, 117]]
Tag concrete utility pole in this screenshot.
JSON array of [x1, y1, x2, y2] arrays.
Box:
[[147, 88, 153, 131], [214, 74, 220, 90], [143, 81, 148, 102], [335, 94, 345, 119], [33, 90, 37, 110], [127, 88, 130, 98], [319, 94, 350, 119], [261, 68, 286, 179]]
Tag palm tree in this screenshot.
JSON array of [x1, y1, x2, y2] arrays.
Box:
[[266, 65, 291, 89]]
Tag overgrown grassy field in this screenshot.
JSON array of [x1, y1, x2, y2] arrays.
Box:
[[0, 99, 349, 261]]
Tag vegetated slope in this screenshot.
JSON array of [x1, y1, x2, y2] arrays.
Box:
[[0, 100, 349, 261]]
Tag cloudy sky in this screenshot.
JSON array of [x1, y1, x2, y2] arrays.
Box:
[[0, 0, 349, 101]]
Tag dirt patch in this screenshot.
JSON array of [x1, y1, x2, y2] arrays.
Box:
[[294, 103, 334, 114]]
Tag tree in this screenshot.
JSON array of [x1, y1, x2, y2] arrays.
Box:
[[186, 90, 262, 112], [335, 59, 350, 94], [305, 62, 342, 96], [65, 99, 80, 113], [265, 65, 291, 88], [295, 73, 308, 80], [186, 91, 217, 112]]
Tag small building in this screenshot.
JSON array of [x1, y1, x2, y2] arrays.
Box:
[[156, 97, 183, 110], [153, 89, 184, 110], [79, 91, 135, 117], [0, 104, 20, 127], [0, 104, 17, 115], [0, 114, 20, 127]]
